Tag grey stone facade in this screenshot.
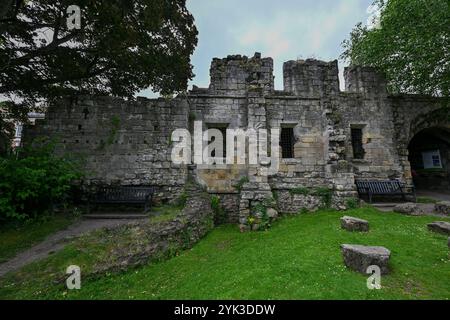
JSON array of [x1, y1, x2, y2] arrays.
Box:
[[23, 52, 449, 228]]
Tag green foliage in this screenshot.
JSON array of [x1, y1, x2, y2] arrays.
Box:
[[262, 197, 276, 208], [345, 198, 359, 210], [341, 0, 450, 96], [188, 112, 197, 122], [272, 190, 279, 202], [235, 176, 249, 192], [313, 187, 333, 209], [0, 140, 83, 222], [252, 202, 271, 231], [0, 0, 198, 118], [175, 191, 188, 208], [211, 195, 227, 225], [289, 186, 310, 196], [0, 101, 29, 157]]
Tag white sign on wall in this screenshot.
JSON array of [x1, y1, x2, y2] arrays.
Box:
[[422, 150, 442, 169]]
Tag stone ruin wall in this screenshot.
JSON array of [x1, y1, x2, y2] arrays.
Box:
[[23, 52, 448, 223], [23, 96, 190, 204]]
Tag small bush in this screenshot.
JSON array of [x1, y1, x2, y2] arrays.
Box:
[[313, 187, 333, 209], [175, 191, 188, 208], [235, 176, 249, 192], [0, 140, 83, 223], [252, 202, 271, 231], [188, 112, 197, 122], [272, 190, 279, 202], [345, 198, 359, 209], [211, 195, 227, 225]]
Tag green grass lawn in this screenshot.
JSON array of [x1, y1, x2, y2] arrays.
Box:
[[0, 215, 76, 263], [148, 204, 183, 223], [0, 207, 449, 300]]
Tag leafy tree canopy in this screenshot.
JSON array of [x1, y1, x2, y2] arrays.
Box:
[[341, 0, 449, 97], [0, 0, 197, 155]]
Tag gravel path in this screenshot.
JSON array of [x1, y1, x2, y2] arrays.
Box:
[[0, 218, 142, 278]]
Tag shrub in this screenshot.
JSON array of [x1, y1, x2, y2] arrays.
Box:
[[345, 198, 359, 209], [272, 190, 279, 202], [211, 195, 227, 225], [313, 187, 333, 209], [252, 202, 271, 231], [235, 176, 249, 192], [0, 140, 83, 223], [175, 191, 188, 208]]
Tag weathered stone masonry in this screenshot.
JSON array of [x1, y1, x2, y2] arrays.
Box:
[[23, 53, 449, 229]]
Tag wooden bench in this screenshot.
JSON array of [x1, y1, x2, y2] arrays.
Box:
[[88, 186, 155, 213], [355, 180, 416, 203]]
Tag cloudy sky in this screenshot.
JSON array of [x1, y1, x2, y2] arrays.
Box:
[[139, 0, 374, 97]]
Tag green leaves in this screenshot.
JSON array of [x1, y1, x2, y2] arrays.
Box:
[[0, 140, 83, 222], [0, 0, 198, 115], [341, 0, 449, 97]]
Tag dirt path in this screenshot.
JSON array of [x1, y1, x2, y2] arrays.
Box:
[[0, 218, 142, 278]]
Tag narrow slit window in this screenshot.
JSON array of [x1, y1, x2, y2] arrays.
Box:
[[280, 127, 295, 159], [351, 128, 365, 159], [216, 127, 227, 158], [208, 125, 227, 158]]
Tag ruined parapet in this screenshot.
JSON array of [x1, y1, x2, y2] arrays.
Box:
[[283, 59, 340, 97], [344, 66, 387, 97], [209, 52, 274, 96]]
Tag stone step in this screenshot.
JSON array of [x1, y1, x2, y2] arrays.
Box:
[[83, 214, 149, 219], [372, 203, 398, 208], [372, 203, 398, 212]]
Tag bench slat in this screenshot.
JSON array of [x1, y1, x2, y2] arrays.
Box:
[[89, 186, 155, 212], [355, 179, 415, 203]]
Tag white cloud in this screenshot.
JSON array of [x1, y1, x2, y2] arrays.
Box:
[[139, 0, 373, 97], [238, 27, 291, 58]]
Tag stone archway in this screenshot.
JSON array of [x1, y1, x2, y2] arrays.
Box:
[[408, 127, 450, 191], [406, 108, 450, 191]]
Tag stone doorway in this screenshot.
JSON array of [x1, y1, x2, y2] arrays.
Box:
[[408, 127, 450, 191]]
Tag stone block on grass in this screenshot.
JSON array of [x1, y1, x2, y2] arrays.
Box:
[[341, 216, 369, 232], [427, 221, 450, 235], [393, 202, 421, 215], [341, 244, 391, 275]]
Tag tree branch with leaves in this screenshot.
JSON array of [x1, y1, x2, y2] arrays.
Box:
[[341, 0, 449, 97], [0, 0, 198, 155]]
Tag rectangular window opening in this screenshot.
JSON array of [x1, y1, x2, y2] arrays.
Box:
[[351, 128, 365, 159], [207, 124, 228, 159], [280, 127, 295, 159]]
